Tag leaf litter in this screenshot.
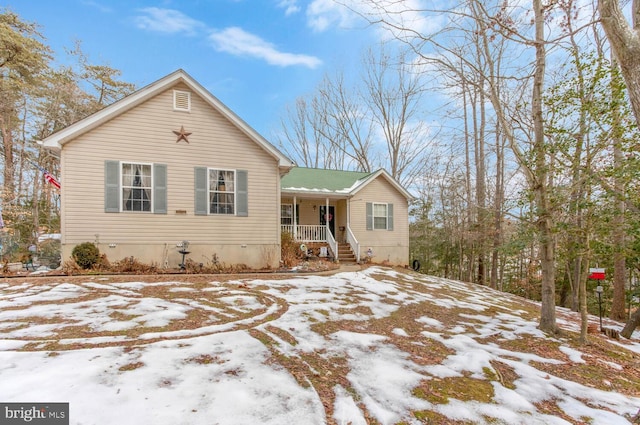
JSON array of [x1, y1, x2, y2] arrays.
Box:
[[0, 267, 638, 424]]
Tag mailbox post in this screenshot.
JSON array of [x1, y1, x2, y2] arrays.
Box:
[[595, 285, 603, 331], [588, 267, 606, 331]]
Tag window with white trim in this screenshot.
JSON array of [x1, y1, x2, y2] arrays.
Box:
[[281, 204, 293, 225], [373, 203, 388, 230], [104, 161, 166, 214], [122, 162, 152, 212], [209, 169, 235, 214]]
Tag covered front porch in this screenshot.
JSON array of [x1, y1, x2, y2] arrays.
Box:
[[280, 196, 360, 263]]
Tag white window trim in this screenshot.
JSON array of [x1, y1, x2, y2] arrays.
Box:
[[120, 161, 154, 213], [372, 202, 388, 230], [173, 90, 191, 112], [208, 168, 237, 215], [281, 203, 293, 225]]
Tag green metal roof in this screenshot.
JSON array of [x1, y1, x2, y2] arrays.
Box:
[[281, 167, 373, 194]]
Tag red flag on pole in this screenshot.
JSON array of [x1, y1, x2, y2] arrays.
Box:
[[43, 170, 61, 189], [28, 159, 60, 189]]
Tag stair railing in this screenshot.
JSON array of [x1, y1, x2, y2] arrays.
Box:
[[346, 226, 360, 263], [326, 228, 338, 260]]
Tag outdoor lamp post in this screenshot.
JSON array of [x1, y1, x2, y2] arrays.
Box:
[[595, 285, 603, 331]]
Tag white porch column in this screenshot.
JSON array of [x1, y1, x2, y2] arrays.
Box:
[[293, 195, 297, 240], [325, 198, 329, 231]]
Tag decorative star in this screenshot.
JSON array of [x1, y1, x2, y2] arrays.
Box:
[[173, 126, 192, 143]]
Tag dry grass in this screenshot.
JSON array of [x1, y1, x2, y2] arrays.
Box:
[[2, 266, 639, 424]]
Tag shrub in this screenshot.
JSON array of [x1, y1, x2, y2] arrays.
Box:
[[61, 259, 81, 275], [280, 230, 299, 268], [71, 242, 100, 269], [39, 239, 61, 268], [110, 256, 155, 274]]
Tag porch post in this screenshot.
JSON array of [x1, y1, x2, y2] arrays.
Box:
[[293, 195, 297, 240], [325, 198, 329, 233]]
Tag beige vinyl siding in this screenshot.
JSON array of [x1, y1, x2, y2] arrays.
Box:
[[350, 176, 409, 266], [298, 201, 321, 225], [280, 198, 338, 226], [60, 83, 281, 267]]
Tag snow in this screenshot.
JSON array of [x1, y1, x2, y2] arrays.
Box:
[[1, 266, 639, 425]]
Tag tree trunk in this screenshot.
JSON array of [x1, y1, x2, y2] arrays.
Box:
[[475, 74, 487, 286], [572, 259, 581, 311], [611, 57, 627, 321], [491, 131, 505, 290], [1, 124, 15, 205], [598, 0, 640, 128], [579, 253, 590, 344], [465, 83, 475, 284], [533, 0, 558, 333], [621, 307, 640, 339]]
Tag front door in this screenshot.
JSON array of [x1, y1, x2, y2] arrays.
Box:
[[319, 206, 335, 237]]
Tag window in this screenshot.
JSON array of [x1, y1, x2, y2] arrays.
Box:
[[281, 204, 300, 225], [373, 203, 388, 230], [194, 167, 247, 216], [104, 161, 167, 214], [366, 202, 394, 231], [281, 204, 293, 225], [122, 163, 152, 212], [209, 169, 235, 214]]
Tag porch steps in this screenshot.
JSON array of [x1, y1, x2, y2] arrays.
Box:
[[337, 243, 357, 264]]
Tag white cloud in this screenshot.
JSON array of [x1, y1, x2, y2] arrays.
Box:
[[208, 27, 322, 69], [134, 7, 206, 35], [306, 0, 358, 32], [80, 0, 113, 14], [277, 0, 301, 16], [306, 0, 442, 37]]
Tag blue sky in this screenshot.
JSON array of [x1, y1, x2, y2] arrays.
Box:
[[7, 0, 388, 137]]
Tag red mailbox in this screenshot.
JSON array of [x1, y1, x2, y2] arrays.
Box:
[[588, 267, 605, 280]]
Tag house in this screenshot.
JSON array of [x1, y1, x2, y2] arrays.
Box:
[[280, 167, 411, 265], [42, 70, 411, 269]]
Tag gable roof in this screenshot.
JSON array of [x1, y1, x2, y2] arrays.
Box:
[[281, 167, 413, 200], [41, 69, 294, 169]]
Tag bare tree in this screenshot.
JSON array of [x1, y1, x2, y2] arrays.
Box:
[[529, 0, 559, 333], [278, 45, 434, 185], [278, 97, 328, 168], [319, 71, 375, 171], [277, 74, 352, 169], [361, 45, 433, 188], [598, 0, 640, 127]]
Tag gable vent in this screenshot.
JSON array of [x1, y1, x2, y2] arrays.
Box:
[[173, 90, 191, 112]]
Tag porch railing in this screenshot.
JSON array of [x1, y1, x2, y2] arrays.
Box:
[[282, 224, 353, 262], [281, 225, 327, 242]]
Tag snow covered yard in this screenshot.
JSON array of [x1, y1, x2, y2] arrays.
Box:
[[0, 267, 639, 424]]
